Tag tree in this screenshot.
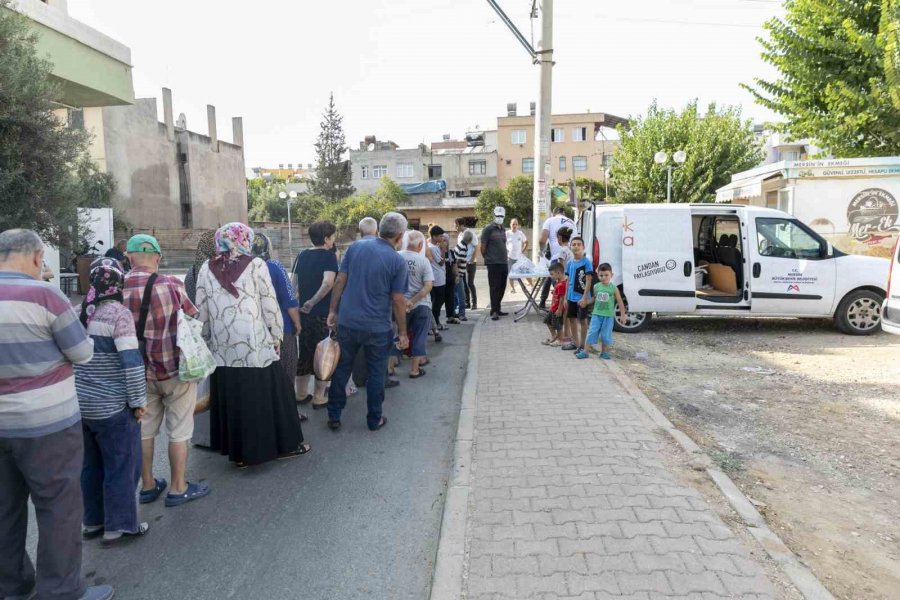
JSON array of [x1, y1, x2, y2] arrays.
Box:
[[474, 188, 507, 227], [0, 0, 93, 244], [309, 93, 355, 201], [610, 101, 763, 204], [744, 0, 900, 157], [318, 177, 402, 229], [504, 176, 535, 226]]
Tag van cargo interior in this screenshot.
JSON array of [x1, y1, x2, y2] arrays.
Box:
[[692, 215, 744, 302]]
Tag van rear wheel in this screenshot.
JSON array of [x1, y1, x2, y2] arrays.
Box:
[[834, 289, 883, 335]]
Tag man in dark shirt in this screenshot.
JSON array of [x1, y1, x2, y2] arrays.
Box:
[[104, 239, 130, 271], [326, 212, 410, 431], [480, 206, 509, 321]]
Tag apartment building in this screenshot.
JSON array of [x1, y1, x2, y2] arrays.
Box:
[[496, 103, 626, 188]]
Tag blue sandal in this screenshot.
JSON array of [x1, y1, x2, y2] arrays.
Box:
[[164, 481, 210, 507], [139, 478, 167, 504]]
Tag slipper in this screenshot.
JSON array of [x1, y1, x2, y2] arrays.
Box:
[[369, 416, 387, 431], [434, 334, 443, 343], [409, 369, 427, 379], [541, 339, 554, 346], [297, 394, 312, 405], [100, 522, 149, 547], [277, 443, 311, 460], [164, 481, 210, 507], [139, 478, 167, 504]]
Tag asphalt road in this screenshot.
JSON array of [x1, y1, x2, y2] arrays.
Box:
[[25, 319, 475, 600]]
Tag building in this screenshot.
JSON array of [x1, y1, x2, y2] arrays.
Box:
[[496, 103, 626, 188], [102, 89, 248, 230], [350, 137, 430, 194], [753, 126, 828, 165], [429, 131, 499, 198], [250, 164, 316, 181], [715, 156, 900, 257]]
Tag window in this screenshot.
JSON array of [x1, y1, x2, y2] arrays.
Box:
[[67, 108, 84, 131], [511, 130, 527, 145], [468, 160, 487, 176], [551, 128, 564, 142], [396, 163, 414, 178], [756, 218, 825, 259], [428, 164, 442, 179], [572, 127, 587, 142], [781, 150, 801, 162], [522, 158, 535, 174], [372, 165, 388, 178], [559, 156, 567, 172], [360, 166, 369, 179], [572, 156, 588, 171]]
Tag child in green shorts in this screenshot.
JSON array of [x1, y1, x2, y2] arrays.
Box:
[[584, 263, 626, 359]]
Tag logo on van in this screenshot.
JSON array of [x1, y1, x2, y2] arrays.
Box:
[[847, 188, 898, 244]]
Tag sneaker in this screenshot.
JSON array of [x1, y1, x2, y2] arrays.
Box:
[[491, 314, 499, 321], [575, 350, 589, 359], [79, 585, 114, 600], [560, 343, 576, 351], [600, 352, 611, 360]]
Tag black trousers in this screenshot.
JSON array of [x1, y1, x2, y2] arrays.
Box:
[[465, 264, 477, 308], [431, 284, 446, 324], [445, 265, 456, 319], [0, 422, 86, 600], [487, 264, 508, 315]]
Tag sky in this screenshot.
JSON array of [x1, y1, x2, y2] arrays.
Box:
[[66, 0, 785, 169]]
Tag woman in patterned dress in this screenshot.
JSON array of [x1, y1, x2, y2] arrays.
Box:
[[196, 223, 308, 467]]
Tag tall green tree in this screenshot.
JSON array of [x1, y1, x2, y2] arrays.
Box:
[[745, 0, 900, 156], [0, 0, 93, 244], [309, 93, 355, 201], [610, 101, 763, 204]]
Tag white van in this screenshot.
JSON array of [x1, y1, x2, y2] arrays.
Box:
[[882, 240, 900, 335], [579, 203, 890, 335]]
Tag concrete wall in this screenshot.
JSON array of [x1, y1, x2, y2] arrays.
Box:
[[101, 98, 247, 230], [430, 150, 498, 195], [350, 146, 428, 193]]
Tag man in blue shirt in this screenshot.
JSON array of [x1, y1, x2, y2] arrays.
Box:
[[326, 213, 409, 431]]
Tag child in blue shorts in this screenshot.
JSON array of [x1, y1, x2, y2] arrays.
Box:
[[585, 263, 626, 359]]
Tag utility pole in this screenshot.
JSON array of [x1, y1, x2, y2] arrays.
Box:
[[532, 0, 553, 263]]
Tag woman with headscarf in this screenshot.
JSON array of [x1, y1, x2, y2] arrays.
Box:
[[250, 232, 305, 416], [74, 257, 150, 545], [184, 230, 216, 304], [196, 223, 308, 468]]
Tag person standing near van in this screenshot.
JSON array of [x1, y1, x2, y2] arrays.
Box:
[[562, 236, 593, 358], [480, 206, 509, 321], [584, 263, 626, 360], [538, 207, 576, 309]]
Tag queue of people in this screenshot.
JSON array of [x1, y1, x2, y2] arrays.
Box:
[[0, 211, 489, 600]]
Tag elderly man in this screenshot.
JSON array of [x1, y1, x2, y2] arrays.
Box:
[[0, 230, 113, 600], [358, 217, 378, 239], [123, 235, 209, 507], [480, 206, 510, 321], [399, 230, 434, 378], [327, 213, 409, 431]]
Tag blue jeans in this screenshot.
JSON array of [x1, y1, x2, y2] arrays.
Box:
[[586, 315, 615, 348], [328, 326, 393, 429], [81, 409, 141, 533], [406, 305, 432, 357], [454, 278, 466, 318]]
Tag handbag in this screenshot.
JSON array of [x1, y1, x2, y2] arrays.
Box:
[[313, 329, 340, 381], [176, 309, 217, 382]]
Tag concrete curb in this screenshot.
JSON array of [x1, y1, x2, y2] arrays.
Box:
[[604, 360, 836, 600], [429, 315, 483, 600]]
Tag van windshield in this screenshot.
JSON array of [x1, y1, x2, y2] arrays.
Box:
[[756, 218, 825, 259]]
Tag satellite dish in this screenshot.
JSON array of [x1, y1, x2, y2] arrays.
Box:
[[175, 113, 187, 130], [367, 143, 375, 151]]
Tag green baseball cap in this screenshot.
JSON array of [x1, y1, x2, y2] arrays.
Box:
[[126, 234, 161, 254]]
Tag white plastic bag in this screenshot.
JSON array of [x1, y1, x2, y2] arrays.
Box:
[[177, 310, 217, 382], [509, 256, 537, 278]]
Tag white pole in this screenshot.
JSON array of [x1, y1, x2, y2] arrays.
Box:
[[666, 165, 672, 204], [287, 199, 293, 257], [531, 0, 553, 263]]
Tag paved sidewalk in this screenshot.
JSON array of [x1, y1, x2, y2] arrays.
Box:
[[463, 315, 776, 600]]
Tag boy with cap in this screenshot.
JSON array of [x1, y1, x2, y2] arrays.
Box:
[[480, 206, 509, 321], [123, 234, 210, 508]]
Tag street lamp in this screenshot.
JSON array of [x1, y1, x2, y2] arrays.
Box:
[[654, 150, 686, 203], [278, 190, 298, 257]]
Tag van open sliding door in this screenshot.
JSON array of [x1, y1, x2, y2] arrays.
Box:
[[622, 207, 696, 313]]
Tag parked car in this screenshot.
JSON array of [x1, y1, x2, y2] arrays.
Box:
[[579, 203, 890, 335], [882, 239, 900, 335]]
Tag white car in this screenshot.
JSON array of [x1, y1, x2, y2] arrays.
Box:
[[579, 203, 890, 335], [882, 240, 900, 335]]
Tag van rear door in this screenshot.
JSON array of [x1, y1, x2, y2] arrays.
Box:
[[622, 207, 696, 313]]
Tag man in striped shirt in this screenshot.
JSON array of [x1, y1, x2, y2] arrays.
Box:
[[0, 229, 113, 600]]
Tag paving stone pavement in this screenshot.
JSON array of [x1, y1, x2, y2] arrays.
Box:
[[462, 315, 776, 600]]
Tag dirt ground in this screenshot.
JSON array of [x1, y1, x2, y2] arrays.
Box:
[[612, 316, 900, 600]]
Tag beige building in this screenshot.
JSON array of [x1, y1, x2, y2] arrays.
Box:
[[496, 104, 626, 188]]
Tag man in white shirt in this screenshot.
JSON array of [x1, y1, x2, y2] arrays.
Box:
[[538, 207, 576, 308], [505, 218, 528, 293]]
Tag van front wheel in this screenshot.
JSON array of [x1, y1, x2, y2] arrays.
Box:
[[614, 308, 652, 333], [834, 289, 883, 335]]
